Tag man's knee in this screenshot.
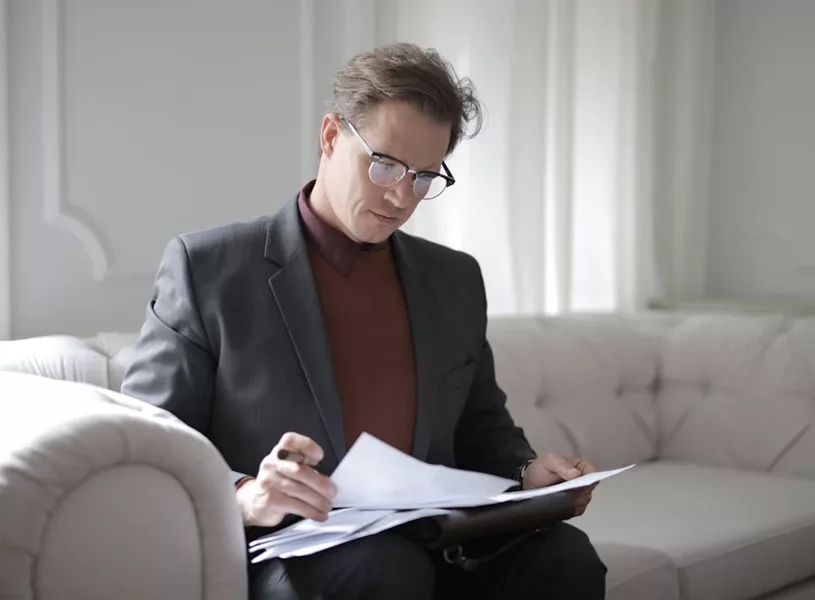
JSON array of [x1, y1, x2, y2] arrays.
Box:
[[543, 524, 606, 590], [342, 534, 435, 599], [250, 534, 435, 600]]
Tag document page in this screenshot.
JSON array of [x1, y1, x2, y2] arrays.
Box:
[[491, 464, 636, 503], [249, 508, 393, 552], [249, 507, 448, 563], [331, 433, 517, 508], [247, 433, 637, 563]]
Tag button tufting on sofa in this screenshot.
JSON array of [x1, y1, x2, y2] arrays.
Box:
[[3, 311, 815, 600]]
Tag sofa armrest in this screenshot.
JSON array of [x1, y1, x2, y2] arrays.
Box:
[[0, 372, 247, 600]]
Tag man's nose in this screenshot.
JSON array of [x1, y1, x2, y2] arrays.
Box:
[[385, 176, 415, 209]]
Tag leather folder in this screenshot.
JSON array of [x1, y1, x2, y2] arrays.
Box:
[[393, 490, 576, 550]]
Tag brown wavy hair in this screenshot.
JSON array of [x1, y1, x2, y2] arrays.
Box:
[[325, 42, 483, 156]]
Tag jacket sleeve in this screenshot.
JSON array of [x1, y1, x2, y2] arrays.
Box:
[[452, 261, 537, 480], [121, 236, 246, 485]]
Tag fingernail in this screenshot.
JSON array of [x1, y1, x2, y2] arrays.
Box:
[[569, 468, 581, 477]]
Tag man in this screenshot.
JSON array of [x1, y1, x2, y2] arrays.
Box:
[[122, 43, 606, 599]]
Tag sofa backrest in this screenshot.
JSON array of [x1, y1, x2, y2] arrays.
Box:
[[487, 314, 671, 471], [655, 313, 815, 478], [4, 312, 815, 478], [0, 333, 138, 393], [488, 313, 815, 478]]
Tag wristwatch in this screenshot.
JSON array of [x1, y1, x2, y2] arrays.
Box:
[[513, 458, 536, 486]]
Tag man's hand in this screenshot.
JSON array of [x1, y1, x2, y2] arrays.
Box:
[[522, 453, 597, 517], [236, 432, 337, 527]]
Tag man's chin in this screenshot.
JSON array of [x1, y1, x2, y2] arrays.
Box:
[[352, 217, 398, 244], [356, 231, 391, 245]]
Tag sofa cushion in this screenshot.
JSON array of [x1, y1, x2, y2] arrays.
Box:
[[487, 316, 668, 470], [83, 332, 140, 392], [756, 579, 815, 600], [0, 336, 109, 388], [573, 461, 815, 600], [595, 542, 679, 600], [658, 315, 815, 478], [756, 579, 815, 599]]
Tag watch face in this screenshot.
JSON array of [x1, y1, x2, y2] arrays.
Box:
[[514, 459, 534, 482]]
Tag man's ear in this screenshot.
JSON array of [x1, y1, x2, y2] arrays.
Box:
[[319, 114, 342, 158]]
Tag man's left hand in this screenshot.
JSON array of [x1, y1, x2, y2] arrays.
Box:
[[522, 454, 597, 517]]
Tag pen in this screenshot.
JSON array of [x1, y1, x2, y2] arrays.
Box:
[[277, 449, 307, 464]]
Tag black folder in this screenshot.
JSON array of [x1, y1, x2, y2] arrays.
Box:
[[393, 490, 576, 550]]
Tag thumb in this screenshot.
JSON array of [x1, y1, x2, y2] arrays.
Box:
[[547, 455, 582, 480]]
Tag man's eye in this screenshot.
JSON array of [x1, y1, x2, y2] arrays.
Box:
[[377, 158, 402, 171]]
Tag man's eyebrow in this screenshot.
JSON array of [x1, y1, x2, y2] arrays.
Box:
[[379, 150, 441, 173], [410, 156, 442, 173], [418, 162, 442, 173]]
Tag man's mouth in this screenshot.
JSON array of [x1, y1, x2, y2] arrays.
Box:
[[371, 211, 399, 222]]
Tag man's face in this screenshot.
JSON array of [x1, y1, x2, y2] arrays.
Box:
[[319, 100, 451, 244]]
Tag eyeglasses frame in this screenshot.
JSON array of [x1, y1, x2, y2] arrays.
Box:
[[338, 116, 456, 200]]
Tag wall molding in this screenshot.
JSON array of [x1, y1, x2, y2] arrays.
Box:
[[0, 0, 11, 338], [41, 0, 152, 282]]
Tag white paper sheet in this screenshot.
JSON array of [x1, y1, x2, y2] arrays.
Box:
[[250, 507, 448, 563], [342, 464, 636, 509], [491, 464, 636, 503], [331, 433, 517, 508], [249, 508, 393, 550], [276, 507, 449, 560], [251, 531, 348, 562], [246, 433, 637, 564]]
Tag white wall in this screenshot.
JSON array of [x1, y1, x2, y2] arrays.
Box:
[[4, 0, 358, 338], [0, 1, 10, 339], [706, 0, 815, 300], [5, 0, 810, 339]]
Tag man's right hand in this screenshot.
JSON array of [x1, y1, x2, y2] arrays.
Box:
[[236, 432, 337, 527]]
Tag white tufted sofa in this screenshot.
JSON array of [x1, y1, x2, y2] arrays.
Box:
[[2, 312, 815, 599], [0, 336, 247, 600], [489, 312, 815, 600]]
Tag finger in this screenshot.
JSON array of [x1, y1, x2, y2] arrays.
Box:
[[256, 467, 333, 514], [544, 453, 582, 480], [257, 455, 337, 501], [275, 432, 325, 466], [576, 496, 592, 514], [573, 457, 597, 475], [573, 498, 588, 516], [274, 460, 338, 500], [573, 488, 594, 515], [263, 489, 330, 522], [573, 486, 594, 499], [266, 469, 334, 515]]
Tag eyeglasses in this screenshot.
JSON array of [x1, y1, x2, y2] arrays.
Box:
[[340, 116, 455, 200]]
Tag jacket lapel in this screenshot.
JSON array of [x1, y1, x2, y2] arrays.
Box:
[[264, 200, 346, 463], [393, 232, 440, 462]]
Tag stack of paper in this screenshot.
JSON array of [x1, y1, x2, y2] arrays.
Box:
[[249, 433, 634, 563], [250, 507, 450, 562]]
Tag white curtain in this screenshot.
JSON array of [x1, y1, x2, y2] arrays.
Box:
[[377, 0, 714, 316]]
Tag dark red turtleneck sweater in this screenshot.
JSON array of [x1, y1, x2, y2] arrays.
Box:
[[297, 181, 417, 455]]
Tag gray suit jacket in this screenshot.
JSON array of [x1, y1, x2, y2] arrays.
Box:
[[121, 197, 535, 485]]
